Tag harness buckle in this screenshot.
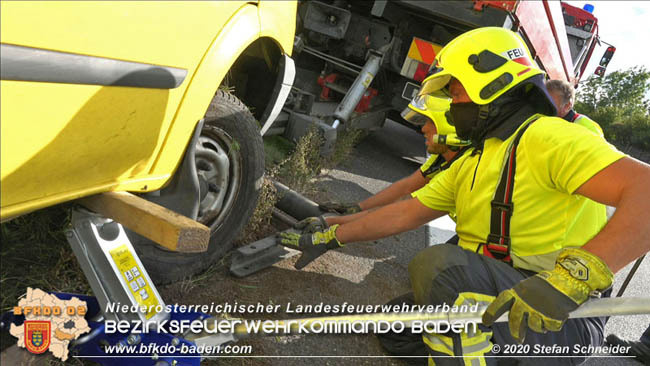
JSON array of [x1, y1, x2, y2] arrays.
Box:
[[486, 233, 510, 246], [490, 200, 513, 213], [481, 243, 512, 263]]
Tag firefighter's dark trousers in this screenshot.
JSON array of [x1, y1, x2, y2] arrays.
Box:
[[381, 244, 608, 366]]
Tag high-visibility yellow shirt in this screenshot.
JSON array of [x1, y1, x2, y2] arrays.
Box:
[[419, 154, 458, 222], [574, 114, 604, 138], [412, 115, 625, 272]]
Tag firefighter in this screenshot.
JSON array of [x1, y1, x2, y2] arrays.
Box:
[[317, 94, 467, 217], [296, 93, 469, 237], [546, 79, 604, 137], [278, 27, 650, 365], [547, 79, 613, 222]]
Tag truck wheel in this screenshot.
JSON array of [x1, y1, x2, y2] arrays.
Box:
[[135, 90, 264, 284]]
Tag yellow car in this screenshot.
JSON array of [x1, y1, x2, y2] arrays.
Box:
[[1, 1, 296, 283]]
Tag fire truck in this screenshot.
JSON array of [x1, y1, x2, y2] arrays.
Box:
[[269, 0, 615, 149]]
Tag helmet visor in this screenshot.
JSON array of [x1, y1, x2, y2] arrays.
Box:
[[401, 107, 431, 126], [418, 69, 452, 97]]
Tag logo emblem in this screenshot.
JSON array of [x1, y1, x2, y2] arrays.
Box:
[[25, 321, 51, 354], [501, 48, 532, 67], [560, 257, 589, 281]]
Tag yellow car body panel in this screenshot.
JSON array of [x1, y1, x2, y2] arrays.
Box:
[[1, 81, 178, 215], [148, 4, 262, 175], [258, 0, 298, 44], [150, 1, 297, 174], [0, 1, 295, 220], [1, 1, 245, 67]]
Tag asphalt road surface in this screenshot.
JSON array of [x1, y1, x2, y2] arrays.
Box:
[[306, 119, 649, 365]]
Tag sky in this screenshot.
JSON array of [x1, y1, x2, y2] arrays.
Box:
[[565, 1, 650, 79]]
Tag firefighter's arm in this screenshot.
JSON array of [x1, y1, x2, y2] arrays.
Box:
[[575, 156, 650, 272], [325, 209, 373, 225], [324, 169, 428, 226], [484, 156, 650, 342], [335, 197, 445, 243], [278, 198, 443, 269], [318, 169, 427, 217], [357, 169, 428, 211]]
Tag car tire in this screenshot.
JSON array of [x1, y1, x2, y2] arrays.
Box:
[[134, 90, 264, 284]]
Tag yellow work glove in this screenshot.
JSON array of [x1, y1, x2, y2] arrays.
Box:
[[319, 201, 362, 215], [482, 248, 613, 343], [294, 216, 329, 234], [277, 225, 344, 269]]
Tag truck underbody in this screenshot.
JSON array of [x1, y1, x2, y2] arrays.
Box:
[[270, 0, 606, 150]]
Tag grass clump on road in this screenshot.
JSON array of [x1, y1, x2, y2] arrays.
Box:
[[236, 176, 279, 244], [270, 127, 365, 192], [327, 128, 365, 170], [239, 127, 364, 243], [276, 128, 324, 193], [236, 129, 323, 244]]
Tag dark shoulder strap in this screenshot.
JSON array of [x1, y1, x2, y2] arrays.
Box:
[[483, 117, 540, 263], [421, 147, 470, 178], [421, 155, 447, 177], [572, 113, 581, 122]]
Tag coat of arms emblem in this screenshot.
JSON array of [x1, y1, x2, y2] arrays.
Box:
[[25, 321, 51, 354]]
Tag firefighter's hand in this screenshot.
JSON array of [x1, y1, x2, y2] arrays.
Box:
[[319, 201, 362, 215], [294, 216, 329, 234], [482, 248, 613, 343], [277, 225, 344, 269]]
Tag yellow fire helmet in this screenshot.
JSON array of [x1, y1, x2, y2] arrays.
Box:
[[418, 27, 555, 115], [400, 92, 470, 147]]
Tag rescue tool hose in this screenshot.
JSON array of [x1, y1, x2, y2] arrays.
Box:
[[225, 297, 650, 338]]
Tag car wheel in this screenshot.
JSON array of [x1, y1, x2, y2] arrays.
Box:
[[134, 90, 264, 284]]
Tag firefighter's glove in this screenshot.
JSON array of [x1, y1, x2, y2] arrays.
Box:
[[294, 216, 329, 234], [482, 248, 612, 343], [278, 225, 344, 269], [319, 201, 362, 215]]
